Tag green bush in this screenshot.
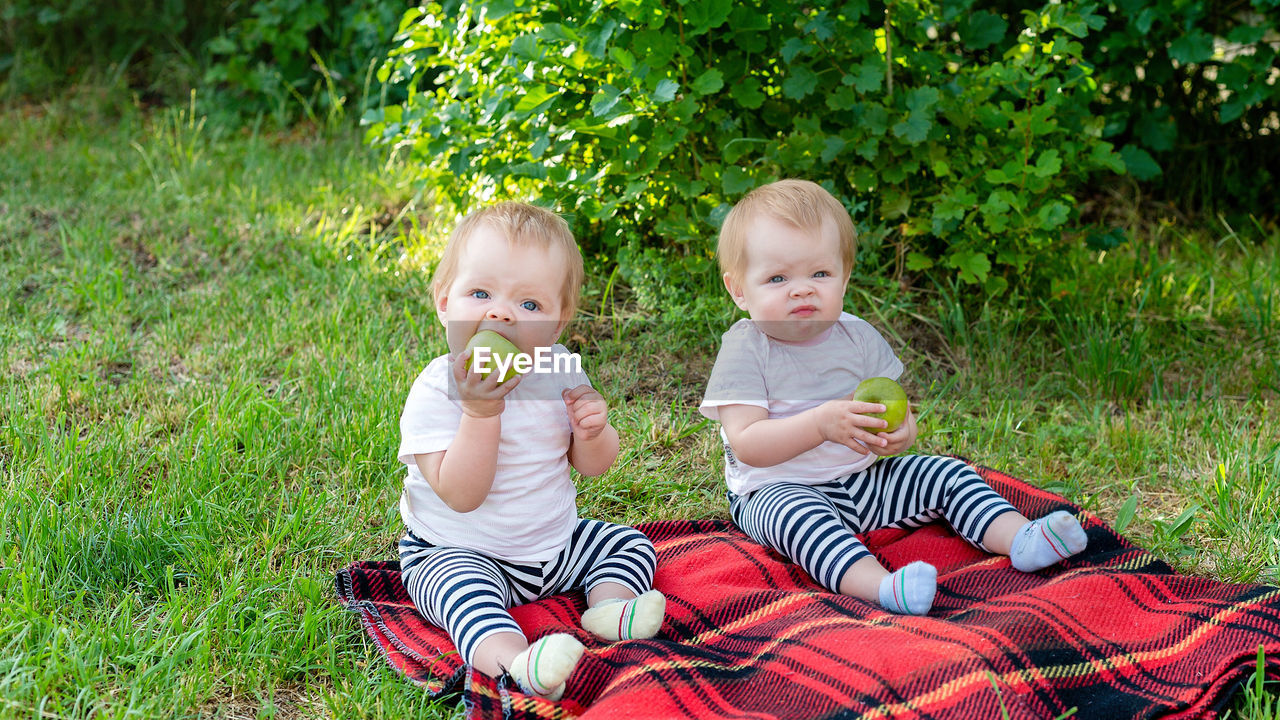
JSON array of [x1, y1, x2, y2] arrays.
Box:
[[0, 0, 232, 97], [367, 0, 1126, 296], [1082, 0, 1280, 215], [204, 0, 405, 121], [0, 0, 403, 122]]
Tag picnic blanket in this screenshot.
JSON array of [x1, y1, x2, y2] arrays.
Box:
[[335, 464, 1280, 719]]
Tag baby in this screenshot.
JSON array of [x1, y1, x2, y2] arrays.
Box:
[[396, 202, 665, 699], [699, 179, 1087, 615]]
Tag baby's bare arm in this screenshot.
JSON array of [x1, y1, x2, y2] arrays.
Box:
[[418, 412, 503, 512], [417, 352, 521, 513], [564, 385, 619, 477], [719, 398, 890, 468]]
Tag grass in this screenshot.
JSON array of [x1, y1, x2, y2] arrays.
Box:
[[2, 90, 1279, 718]]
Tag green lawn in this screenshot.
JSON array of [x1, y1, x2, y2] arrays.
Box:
[[2, 95, 1278, 718]]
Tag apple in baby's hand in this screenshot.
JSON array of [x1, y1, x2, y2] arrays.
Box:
[[464, 330, 523, 382], [853, 377, 909, 433]]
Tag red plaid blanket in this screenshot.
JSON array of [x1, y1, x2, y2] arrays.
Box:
[[335, 465, 1280, 719]]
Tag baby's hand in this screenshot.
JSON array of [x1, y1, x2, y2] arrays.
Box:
[[814, 398, 892, 455], [452, 350, 522, 418], [865, 408, 918, 457], [563, 384, 609, 441]]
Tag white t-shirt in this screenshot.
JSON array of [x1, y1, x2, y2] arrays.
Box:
[[699, 313, 905, 495], [398, 344, 590, 562]]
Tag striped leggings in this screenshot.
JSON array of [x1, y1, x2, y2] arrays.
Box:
[[729, 455, 1017, 593], [398, 519, 656, 665]]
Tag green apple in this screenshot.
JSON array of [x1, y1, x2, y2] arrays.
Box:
[[464, 330, 523, 382], [853, 376, 909, 433]]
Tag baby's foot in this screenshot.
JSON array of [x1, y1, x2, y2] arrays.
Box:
[[581, 589, 666, 641], [1010, 510, 1088, 572], [877, 561, 937, 616], [509, 633, 584, 701]]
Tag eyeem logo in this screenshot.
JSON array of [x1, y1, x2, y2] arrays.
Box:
[[471, 346, 583, 377]]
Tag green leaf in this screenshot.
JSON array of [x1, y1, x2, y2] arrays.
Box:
[[722, 166, 755, 195], [905, 87, 940, 113], [879, 190, 911, 219], [781, 37, 809, 64], [585, 19, 618, 58], [1033, 149, 1062, 177], [977, 167, 1008, 184], [905, 252, 935, 271], [511, 34, 538, 60], [1134, 8, 1156, 34], [1119, 144, 1162, 180], [652, 78, 679, 103], [692, 69, 725, 95], [821, 137, 846, 163], [849, 62, 883, 93], [892, 112, 932, 144], [1168, 30, 1214, 65], [1228, 25, 1267, 45], [826, 85, 858, 111], [782, 65, 819, 99], [729, 5, 770, 31], [861, 104, 890, 136], [514, 85, 558, 114], [851, 166, 877, 190], [804, 10, 837, 41], [961, 11, 1007, 49], [981, 189, 1013, 215], [539, 23, 580, 44], [608, 46, 635, 72], [590, 84, 624, 117], [484, 0, 518, 21], [529, 133, 550, 159], [1219, 99, 1245, 124], [1169, 505, 1200, 539], [1036, 200, 1070, 229], [686, 0, 734, 36], [730, 77, 765, 109], [948, 249, 992, 284], [1090, 142, 1125, 174], [1113, 495, 1138, 534]]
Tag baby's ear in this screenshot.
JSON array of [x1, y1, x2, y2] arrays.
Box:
[[723, 272, 748, 310], [554, 315, 572, 340], [434, 291, 449, 325]]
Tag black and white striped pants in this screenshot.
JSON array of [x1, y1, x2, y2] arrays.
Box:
[[729, 455, 1017, 593], [398, 518, 656, 665]]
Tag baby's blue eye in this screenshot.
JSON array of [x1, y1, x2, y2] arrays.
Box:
[[814, 271, 830, 278], [470, 289, 490, 299], [768, 275, 785, 283], [521, 300, 539, 311]]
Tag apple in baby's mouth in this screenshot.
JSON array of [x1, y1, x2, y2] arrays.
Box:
[[464, 330, 523, 382]]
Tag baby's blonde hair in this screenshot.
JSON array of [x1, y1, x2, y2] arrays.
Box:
[[431, 202, 584, 319], [718, 179, 856, 283]]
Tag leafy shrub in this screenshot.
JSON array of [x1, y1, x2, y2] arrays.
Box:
[[0, 0, 403, 122], [367, 0, 1127, 296], [204, 0, 406, 121], [0, 0, 232, 97], [1081, 0, 1280, 215]]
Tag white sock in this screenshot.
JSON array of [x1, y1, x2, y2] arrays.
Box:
[[1010, 510, 1089, 572], [508, 633, 584, 701], [877, 561, 937, 616], [580, 590, 666, 641]]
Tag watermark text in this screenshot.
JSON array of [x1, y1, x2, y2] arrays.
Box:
[[471, 346, 582, 377]]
